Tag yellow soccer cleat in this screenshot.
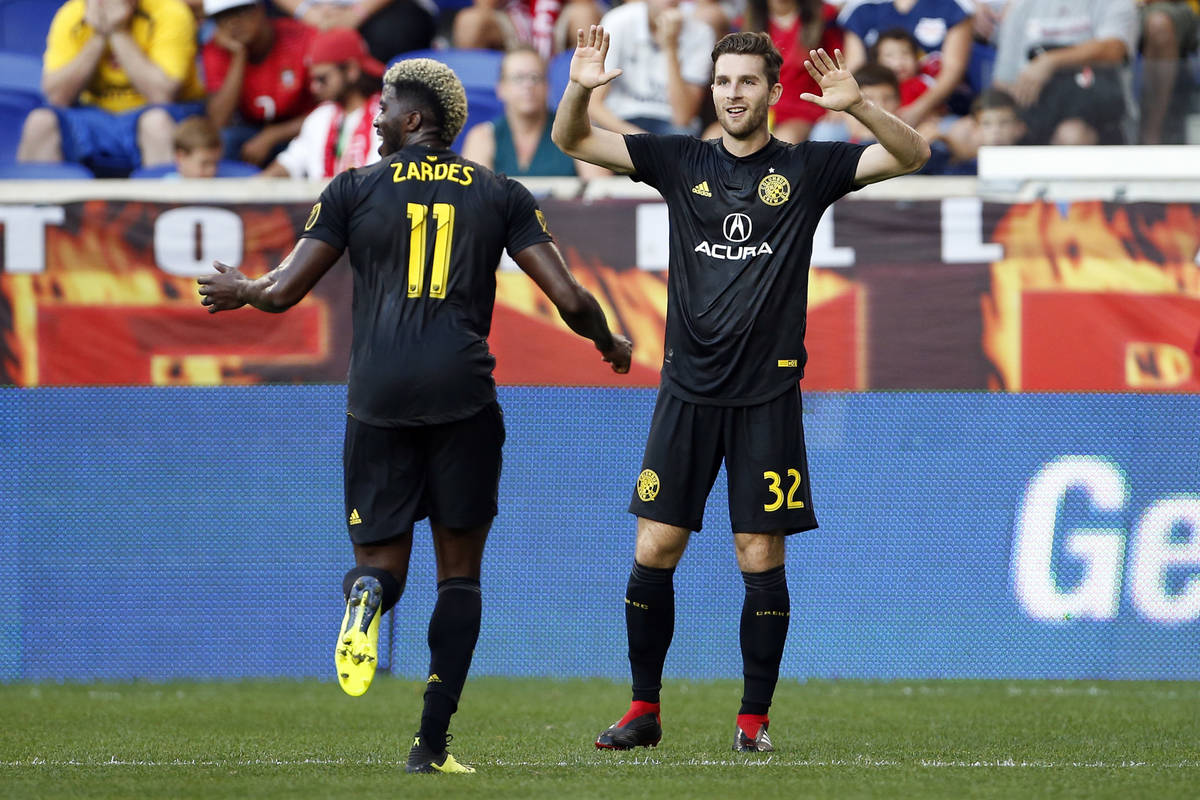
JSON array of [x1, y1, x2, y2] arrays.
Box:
[[335, 576, 383, 697], [405, 735, 477, 774]]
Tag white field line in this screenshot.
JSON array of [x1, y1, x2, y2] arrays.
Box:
[[2, 757, 1198, 769]]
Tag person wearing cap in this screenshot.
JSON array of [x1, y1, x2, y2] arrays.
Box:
[[17, 0, 206, 174], [202, 0, 318, 166], [261, 28, 383, 178]]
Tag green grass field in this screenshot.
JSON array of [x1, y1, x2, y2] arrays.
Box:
[[3, 677, 1197, 799]]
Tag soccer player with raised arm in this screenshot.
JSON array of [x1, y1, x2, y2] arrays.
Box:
[[198, 58, 632, 774], [552, 26, 928, 752]]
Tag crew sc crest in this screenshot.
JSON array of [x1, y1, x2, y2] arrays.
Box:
[[758, 174, 790, 206], [637, 469, 660, 502]]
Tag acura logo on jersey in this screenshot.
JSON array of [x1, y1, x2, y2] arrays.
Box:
[[723, 213, 752, 243], [694, 241, 774, 260]]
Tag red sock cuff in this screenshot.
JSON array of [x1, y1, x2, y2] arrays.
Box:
[[619, 700, 661, 725], [736, 713, 769, 738]]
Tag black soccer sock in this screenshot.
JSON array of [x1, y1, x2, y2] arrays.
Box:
[[738, 565, 790, 716], [625, 561, 676, 704], [342, 565, 403, 614], [418, 577, 482, 752]]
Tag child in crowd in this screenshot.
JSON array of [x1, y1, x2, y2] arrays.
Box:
[[928, 87, 1027, 174], [172, 116, 224, 178], [871, 27, 933, 109], [811, 61, 901, 143], [844, 62, 901, 143]]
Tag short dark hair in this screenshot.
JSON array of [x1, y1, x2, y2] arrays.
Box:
[[972, 87, 1019, 115], [711, 32, 783, 87], [853, 62, 900, 95], [872, 27, 921, 59]]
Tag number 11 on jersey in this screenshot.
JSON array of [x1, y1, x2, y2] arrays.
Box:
[[406, 202, 456, 299]]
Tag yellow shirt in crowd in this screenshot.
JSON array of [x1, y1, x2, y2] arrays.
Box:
[[43, 0, 205, 113]]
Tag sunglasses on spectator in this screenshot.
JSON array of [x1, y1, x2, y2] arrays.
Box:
[[503, 72, 546, 86]]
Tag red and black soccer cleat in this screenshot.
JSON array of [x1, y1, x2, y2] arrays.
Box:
[[595, 703, 663, 750]]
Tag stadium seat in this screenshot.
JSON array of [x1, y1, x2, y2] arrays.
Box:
[[128, 160, 261, 178], [0, 161, 94, 179], [0, 51, 44, 100], [388, 48, 504, 95], [0, 0, 58, 57], [547, 49, 572, 111]]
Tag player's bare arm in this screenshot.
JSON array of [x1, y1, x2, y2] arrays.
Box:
[[513, 241, 633, 373], [551, 25, 637, 175], [800, 48, 930, 186], [197, 237, 343, 313]]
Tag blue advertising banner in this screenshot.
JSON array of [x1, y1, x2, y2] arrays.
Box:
[[2, 387, 1198, 683]]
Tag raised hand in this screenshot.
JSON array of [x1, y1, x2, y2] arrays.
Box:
[[102, 0, 134, 33], [798, 48, 863, 113], [84, 0, 108, 34], [570, 25, 623, 91], [653, 8, 683, 52], [212, 27, 247, 57]]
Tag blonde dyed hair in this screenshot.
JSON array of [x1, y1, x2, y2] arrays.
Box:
[[383, 58, 468, 145]]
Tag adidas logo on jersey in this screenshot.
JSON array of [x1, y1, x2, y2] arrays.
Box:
[[691, 181, 712, 197], [349, 508, 362, 525]]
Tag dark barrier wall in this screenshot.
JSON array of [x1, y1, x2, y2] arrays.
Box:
[[2, 386, 1199, 682]]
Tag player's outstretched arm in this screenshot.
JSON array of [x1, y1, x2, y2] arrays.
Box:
[[550, 25, 636, 175], [799, 48, 930, 186], [513, 241, 632, 373], [197, 238, 343, 313]]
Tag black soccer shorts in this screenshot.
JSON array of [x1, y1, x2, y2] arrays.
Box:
[[342, 402, 505, 544], [628, 384, 818, 535]]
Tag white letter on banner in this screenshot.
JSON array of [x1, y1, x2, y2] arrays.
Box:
[[1129, 496, 1200, 623], [636, 203, 668, 271], [154, 207, 243, 276], [941, 197, 1003, 264], [1013, 457, 1127, 621], [811, 207, 855, 268], [0, 205, 65, 274]]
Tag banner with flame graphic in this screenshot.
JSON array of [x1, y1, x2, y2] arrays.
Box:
[[1, 197, 1198, 391]]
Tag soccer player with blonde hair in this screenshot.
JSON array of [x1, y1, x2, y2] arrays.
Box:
[[199, 56, 631, 774]]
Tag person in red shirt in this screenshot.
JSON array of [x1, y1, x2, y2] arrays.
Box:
[[260, 27, 383, 178], [203, 0, 317, 165], [740, 0, 843, 142]]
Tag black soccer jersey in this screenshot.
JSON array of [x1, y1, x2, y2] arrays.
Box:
[[301, 145, 552, 426], [625, 134, 866, 405]]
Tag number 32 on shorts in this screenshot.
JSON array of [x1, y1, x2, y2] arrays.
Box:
[[763, 469, 805, 511]]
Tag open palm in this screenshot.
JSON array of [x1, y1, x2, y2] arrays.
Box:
[[570, 25, 623, 90], [798, 48, 863, 112]]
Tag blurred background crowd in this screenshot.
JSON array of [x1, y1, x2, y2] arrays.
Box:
[[0, 0, 1195, 179]]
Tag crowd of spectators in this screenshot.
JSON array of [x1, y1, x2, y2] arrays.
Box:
[[6, 0, 1200, 180]]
